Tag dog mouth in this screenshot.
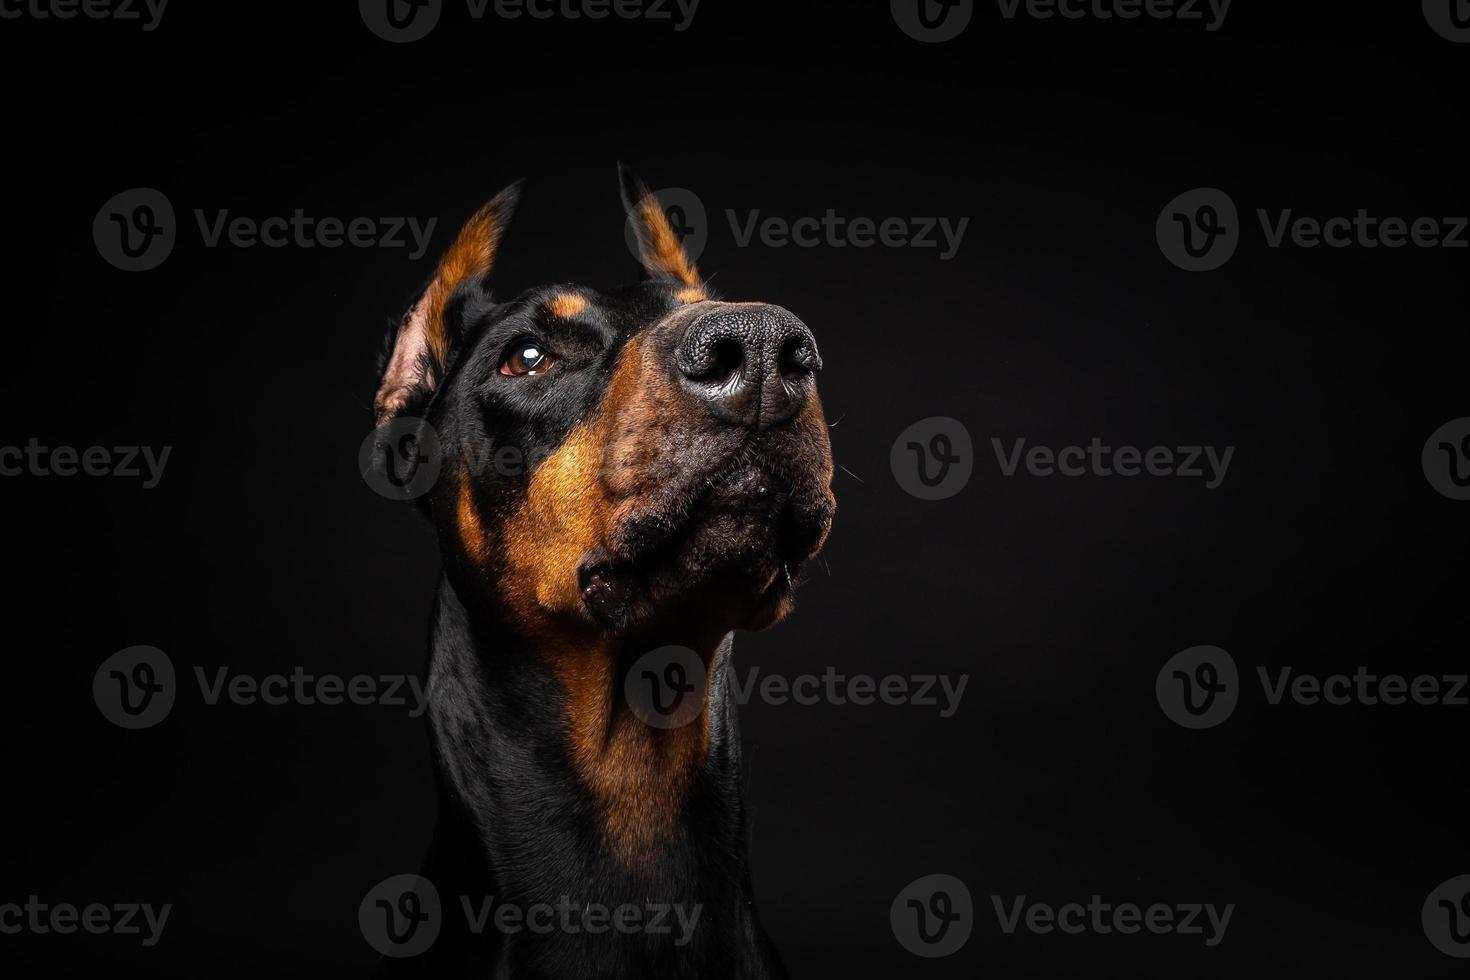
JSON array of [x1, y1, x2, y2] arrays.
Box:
[[576, 458, 828, 629]]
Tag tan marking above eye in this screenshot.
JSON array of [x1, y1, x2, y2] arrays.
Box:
[[674, 287, 707, 304], [545, 293, 589, 319]]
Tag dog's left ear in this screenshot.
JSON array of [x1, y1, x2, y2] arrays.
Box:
[[618, 163, 703, 289], [374, 182, 521, 426]]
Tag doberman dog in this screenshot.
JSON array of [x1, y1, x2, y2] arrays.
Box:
[[370, 167, 835, 978]]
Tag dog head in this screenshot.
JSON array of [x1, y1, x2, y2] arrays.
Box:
[[373, 168, 835, 644]]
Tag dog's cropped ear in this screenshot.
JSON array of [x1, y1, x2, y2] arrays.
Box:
[[618, 163, 702, 288], [374, 182, 522, 426]]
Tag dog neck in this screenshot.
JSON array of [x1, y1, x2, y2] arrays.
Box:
[[418, 576, 767, 970]]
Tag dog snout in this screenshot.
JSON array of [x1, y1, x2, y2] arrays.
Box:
[[674, 304, 821, 431]]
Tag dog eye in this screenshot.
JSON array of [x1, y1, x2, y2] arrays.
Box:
[[499, 339, 556, 377]]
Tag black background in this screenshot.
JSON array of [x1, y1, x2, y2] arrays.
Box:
[[3, 0, 1467, 976]]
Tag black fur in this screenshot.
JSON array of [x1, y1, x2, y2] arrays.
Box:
[[371, 174, 831, 978]]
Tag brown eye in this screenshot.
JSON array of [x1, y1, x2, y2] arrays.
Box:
[[500, 339, 555, 377]]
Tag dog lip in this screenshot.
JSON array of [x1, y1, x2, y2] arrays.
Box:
[[605, 461, 788, 562], [578, 561, 633, 626], [579, 446, 828, 627], [577, 562, 608, 594], [578, 559, 629, 594]]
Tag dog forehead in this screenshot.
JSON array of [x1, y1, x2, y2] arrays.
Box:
[[574, 280, 679, 315], [474, 281, 688, 345]]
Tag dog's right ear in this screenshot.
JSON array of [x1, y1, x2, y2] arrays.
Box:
[[618, 163, 702, 289], [374, 182, 521, 426]]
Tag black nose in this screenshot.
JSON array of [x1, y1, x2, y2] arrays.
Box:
[[675, 304, 821, 431]]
